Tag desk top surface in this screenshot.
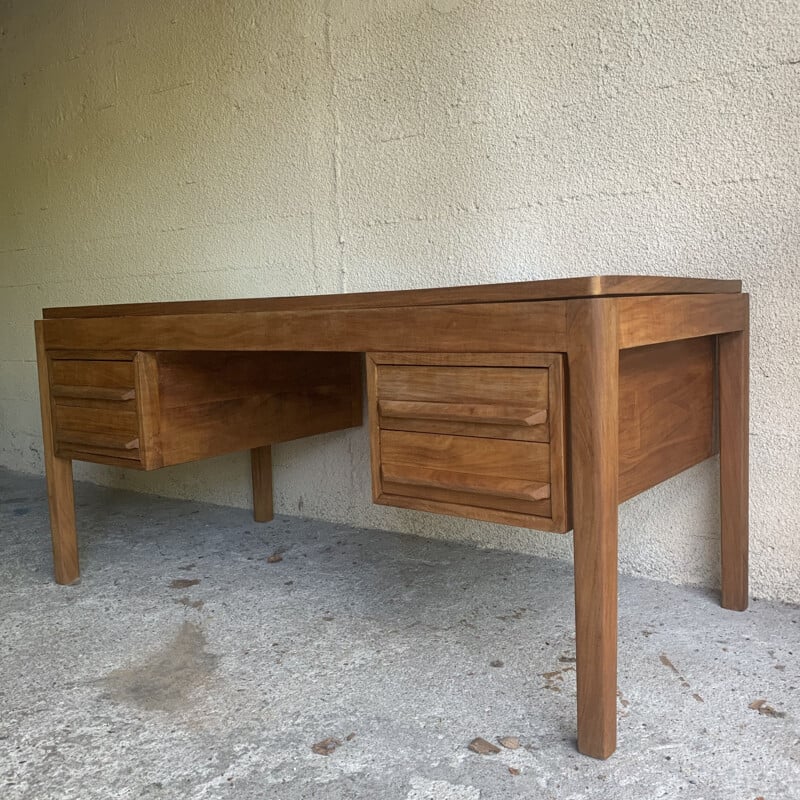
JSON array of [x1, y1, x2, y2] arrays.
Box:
[[43, 274, 741, 319]]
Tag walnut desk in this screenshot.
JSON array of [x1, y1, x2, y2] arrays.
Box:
[[34, 275, 749, 759]]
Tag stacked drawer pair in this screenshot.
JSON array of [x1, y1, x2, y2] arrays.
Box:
[[368, 353, 569, 532], [49, 353, 146, 466]]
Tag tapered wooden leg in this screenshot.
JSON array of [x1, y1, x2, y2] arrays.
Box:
[[251, 445, 274, 522], [34, 321, 80, 585], [719, 300, 749, 611], [568, 299, 619, 760]]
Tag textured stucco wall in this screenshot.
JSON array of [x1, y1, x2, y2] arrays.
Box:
[[1, 1, 798, 601]]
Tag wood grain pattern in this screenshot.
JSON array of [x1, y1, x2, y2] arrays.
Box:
[[378, 365, 549, 408], [40, 301, 568, 354], [154, 353, 363, 467], [375, 357, 551, 442], [50, 359, 135, 389], [618, 337, 715, 501], [251, 445, 274, 523], [154, 351, 357, 409], [34, 321, 79, 585], [42, 275, 741, 319], [719, 300, 750, 611], [618, 293, 748, 348], [567, 298, 619, 760], [54, 405, 138, 441], [153, 384, 352, 466]]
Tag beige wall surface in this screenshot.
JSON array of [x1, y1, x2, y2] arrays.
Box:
[[1, 1, 798, 600]]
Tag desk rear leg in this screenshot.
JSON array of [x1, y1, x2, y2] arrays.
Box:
[[35, 321, 80, 585], [251, 445, 274, 522], [719, 306, 749, 611]]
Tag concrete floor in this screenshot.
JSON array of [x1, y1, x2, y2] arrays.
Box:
[[1, 467, 798, 800]]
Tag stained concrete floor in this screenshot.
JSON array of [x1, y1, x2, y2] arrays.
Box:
[[1, 467, 799, 800]]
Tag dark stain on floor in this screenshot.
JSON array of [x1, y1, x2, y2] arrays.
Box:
[[101, 622, 218, 712], [170, 578, 200, 589], [749, 698, 787, 719]]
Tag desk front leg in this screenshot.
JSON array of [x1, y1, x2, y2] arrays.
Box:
[[35, 321, 80, 585], [719, 299, 749, 611], [567, 299, 619, 760]]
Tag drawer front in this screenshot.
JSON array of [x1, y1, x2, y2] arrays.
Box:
[[50, 358, 136, 394], [381, 429, 552, 517], [377, 364, 549, 441], [50, 355, 146, 466], [368, 353, 568, 532]]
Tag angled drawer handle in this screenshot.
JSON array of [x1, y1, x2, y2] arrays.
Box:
[[379, 399, 547, 427], [52, 384, 136, 402], [382, 462, 551, 503]]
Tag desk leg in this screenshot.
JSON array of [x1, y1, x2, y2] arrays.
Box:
[[719, 307, 749, 611], [568, 299, 619, 760], [35, 322, 80, 585], [251, 445, 274, 522]]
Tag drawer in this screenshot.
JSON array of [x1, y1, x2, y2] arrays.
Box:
[[377, 364, 549, 441], [51, 355, 143, 465], [48, 351, 363, 470], [367, 353, 568, 532], [50, 358, 136, 394]]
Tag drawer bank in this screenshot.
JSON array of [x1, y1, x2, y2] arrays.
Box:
[[35, 275, 749, 759]]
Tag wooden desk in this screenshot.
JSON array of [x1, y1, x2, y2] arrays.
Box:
[[34, 275, 749, 759]]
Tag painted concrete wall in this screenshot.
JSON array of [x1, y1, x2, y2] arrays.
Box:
[[1, 1, 798, 601]]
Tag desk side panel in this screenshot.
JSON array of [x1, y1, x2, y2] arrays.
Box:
[[618, 337, 715, 502]]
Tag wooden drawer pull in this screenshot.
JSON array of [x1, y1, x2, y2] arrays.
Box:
[[382, 462, 551, 502], [58, 432, 140, 450], [379, 399, 547, 427], [52, 384, 135, 401]]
